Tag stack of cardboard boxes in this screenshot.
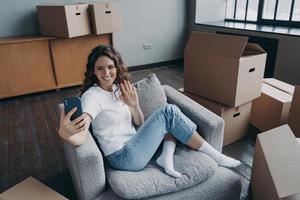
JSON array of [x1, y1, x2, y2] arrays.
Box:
[[249, 80, 300, 200], [183, 32, 300, 199], [182, 32, 267, 146], [37, 3, 122, 38]]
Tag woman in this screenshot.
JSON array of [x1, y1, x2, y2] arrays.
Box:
[[58, 45, 240, 178]]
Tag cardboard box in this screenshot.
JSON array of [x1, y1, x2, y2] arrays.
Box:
[[37, 4, 91, 38], [251, 79, 294, 132], [0, 177, 68, 200], [289, 86, 300, 137], [179, 88, 251, 146], [184, 32, 267, 107], [263, 78, 294, 95], [89, 3, 122, 34], [251, 125, 300, 200]]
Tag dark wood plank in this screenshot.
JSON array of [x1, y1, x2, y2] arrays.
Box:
[[233, 170, 251, 200], [223, 140, 254, 168], [246, 125, 260, 146], [223, 150, 252, 181], [236, 139, 255, 156], [7, 98, 27, 185], [0, 100, 9, 191], [7, 96, 37, 145], [240, 192, 249, 200], [48, 90, 67, 117], [152, 65, 184, 89], [130, 64, 184, 89]]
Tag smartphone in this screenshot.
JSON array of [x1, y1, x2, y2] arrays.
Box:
[[64, 97, 83, 121]]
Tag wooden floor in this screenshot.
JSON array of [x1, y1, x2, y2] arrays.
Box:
[[0, 64, 258, 199]]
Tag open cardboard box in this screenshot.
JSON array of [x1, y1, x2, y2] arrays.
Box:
[[251, 78, 294, 132], [0, 177, 68, 200], [251, 125, 300, 200], [179, 88, 251, 146], [289, 86, 300, 137], [184, 32, 267, 107]]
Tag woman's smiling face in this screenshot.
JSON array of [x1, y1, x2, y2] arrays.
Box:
[[94, 56, 117, 91]]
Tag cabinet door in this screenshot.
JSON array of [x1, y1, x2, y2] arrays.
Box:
[[50, 34, 111, 88], [0, 40, 57, 98]]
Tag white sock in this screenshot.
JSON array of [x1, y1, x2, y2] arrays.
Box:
[[297, 138, 300, 144], [156, 141, 182, 178], [198, 141, 241, 168]]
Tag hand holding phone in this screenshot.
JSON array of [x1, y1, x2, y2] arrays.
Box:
[[64, 97, 83, 121]]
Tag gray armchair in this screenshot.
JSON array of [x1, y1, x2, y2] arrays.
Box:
[[62, 78, 241, 200]]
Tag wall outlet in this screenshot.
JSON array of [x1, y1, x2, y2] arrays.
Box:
[[143, 43, 151, 49]]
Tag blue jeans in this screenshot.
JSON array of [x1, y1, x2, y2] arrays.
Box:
[[106, 104, 197, 171]]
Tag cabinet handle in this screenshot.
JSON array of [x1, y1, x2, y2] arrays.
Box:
[[75, 12, 81, 16], [105, 11, 111, 14]]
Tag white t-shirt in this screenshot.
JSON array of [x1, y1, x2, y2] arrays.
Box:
[[81, 84, 136, 156]]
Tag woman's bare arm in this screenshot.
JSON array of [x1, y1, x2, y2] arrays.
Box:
[[129, 104, 144, 126]]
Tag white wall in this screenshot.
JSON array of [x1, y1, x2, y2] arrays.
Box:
[[113, 0, 187, 66], [195, 0, 226, 24], [0, 0, 188, 67], [190, 0, 300, 85]]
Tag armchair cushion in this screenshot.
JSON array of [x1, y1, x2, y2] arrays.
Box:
[[134, 73, 167, 120], [107, 144, 217, 199]]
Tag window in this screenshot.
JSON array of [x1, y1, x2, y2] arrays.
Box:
[[225, 0, 300, 28]]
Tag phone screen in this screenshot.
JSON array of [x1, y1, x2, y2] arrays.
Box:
[[64, 97, 83, 121]]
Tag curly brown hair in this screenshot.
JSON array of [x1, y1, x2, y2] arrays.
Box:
[[80, 45, 130, 95]]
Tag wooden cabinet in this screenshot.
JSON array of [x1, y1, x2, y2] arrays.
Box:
[[0, 34, 111, 98], [0, 37, 57, 98], [50, 34, 111, 88]]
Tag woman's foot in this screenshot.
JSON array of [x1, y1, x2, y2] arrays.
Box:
[[156, 155, 181, 178], [156, 141, 181, 178], [214, 153, 241, 168], [198, 141, 241, 168]]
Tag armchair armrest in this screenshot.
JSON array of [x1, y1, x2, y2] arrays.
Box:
[[63, 131, 106, 200], [162, 85, 225, 152]]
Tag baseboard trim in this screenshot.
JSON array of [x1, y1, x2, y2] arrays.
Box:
[[128, 59, 183, 71]]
